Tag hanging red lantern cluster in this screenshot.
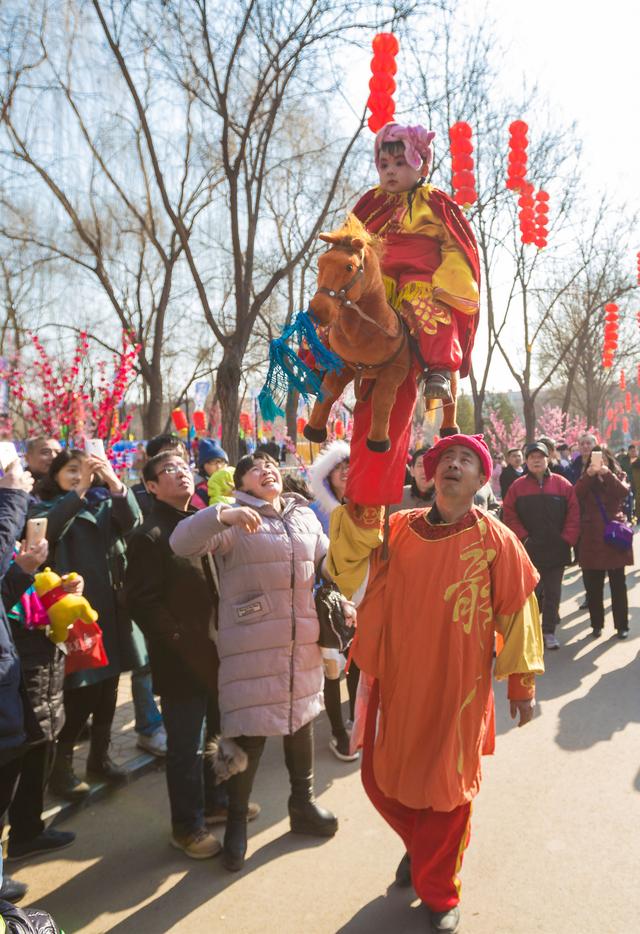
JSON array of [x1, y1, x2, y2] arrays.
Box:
[[602, 303, 619, 368], [367, 33, 398, 133], [620, 368, 626, 390], [623, 416, 630, 434], [533, 190, 549, 249], [625, 391, 632, 412], [517, 181, 536, 244], [506, 120, 529, 192], [449, 122, 477, 207]]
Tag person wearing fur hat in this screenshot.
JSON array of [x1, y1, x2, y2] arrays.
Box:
[[308, 442, 359, 762], [327, 434, 544, 934]]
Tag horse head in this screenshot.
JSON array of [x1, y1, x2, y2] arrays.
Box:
[[309, 215, 379, 326]]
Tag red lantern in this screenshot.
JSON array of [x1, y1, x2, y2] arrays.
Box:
[[369, 73, 396, 94], [606, 407, 614, 421], [371, 52, 397, 75], [622, 416, 629, 433], [192, 410, 207, 433], [171, 408, 188, 432], [450, 122, 477, 207], [372, 32, 399, 55], [625, 392, 632, 412], [620, 369, 626, 390]]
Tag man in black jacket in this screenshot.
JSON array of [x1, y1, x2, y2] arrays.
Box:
[[499, 448, 524, 499], [126, 451, 257, 860]]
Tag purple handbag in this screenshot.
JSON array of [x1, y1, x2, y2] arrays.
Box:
[[593, 490, 634, 551]]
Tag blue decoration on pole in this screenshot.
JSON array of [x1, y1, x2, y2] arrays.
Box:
[[258, 310, 343, 420]]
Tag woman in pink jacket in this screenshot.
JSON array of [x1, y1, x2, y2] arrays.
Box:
[[169, 452, 337, 872]]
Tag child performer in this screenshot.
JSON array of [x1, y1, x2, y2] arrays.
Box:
[[353, 122, 480, 405]]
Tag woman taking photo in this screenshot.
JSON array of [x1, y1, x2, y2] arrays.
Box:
[[30, 448, 144, 798], [575, 446, 634, 638], [170, 452, 337, 872]]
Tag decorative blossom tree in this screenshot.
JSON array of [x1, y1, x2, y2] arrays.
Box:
[[7, 330, 140, 450]]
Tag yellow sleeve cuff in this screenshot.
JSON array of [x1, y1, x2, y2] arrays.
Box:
[[327, 504, 383, 600], [494, 593, 545, 680]]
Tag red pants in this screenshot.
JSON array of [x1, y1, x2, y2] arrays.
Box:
[[361, 681, 472, 911]]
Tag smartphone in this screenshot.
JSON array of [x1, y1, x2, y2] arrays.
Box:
[[85, 439, 106, 459], [26, 517, 48, 546], [591, 450, 603, 469], [0, 441, 18, 474]]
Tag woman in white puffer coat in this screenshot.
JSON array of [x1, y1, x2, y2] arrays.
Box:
[[169, 452, 337, 872], [308, 441, 360, 762]]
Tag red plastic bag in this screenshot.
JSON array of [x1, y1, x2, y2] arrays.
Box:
[[64, 620, 109, 675]]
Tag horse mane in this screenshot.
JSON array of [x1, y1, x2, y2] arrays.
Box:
[[324, 214, 384, 259]]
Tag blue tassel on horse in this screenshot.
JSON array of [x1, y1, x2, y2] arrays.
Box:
[[258, 310, 343, 420]]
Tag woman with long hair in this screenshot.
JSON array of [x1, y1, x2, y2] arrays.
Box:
[[31, 448, 143, 798]]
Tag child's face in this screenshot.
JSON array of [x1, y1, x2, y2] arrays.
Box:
[[377, 149, 421, 193]]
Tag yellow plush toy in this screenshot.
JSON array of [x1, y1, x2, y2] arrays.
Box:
[[33, 567, 99, 644]]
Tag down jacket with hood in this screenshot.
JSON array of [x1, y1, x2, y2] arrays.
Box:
[[169, 490, 327, 738], [308, 440, 350, 533]]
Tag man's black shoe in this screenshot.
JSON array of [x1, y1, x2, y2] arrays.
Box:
[[579, 600, 588, 610], [395, 851, 412, 887], [0, 876, 28, 903], [430, 905, 460, 932], [8, 828, 76, 861], [617, 629, 629, 640]]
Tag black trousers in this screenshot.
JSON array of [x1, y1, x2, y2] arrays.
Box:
[[0, 755, 22, 826], [323, 659, 360, 737], [534, 566, 565, 634], [7, 741, 54, 844], [583, 568, 629, 632], [57, 675, 120, 745]]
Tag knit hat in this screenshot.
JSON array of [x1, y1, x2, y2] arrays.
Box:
[[374, 123, 436, 173], [422, 434, 492, 482], [198, 438, 228, 470]]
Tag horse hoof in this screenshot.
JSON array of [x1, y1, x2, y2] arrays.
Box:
[[439, 426, 460, 438], [303, 425, 328, 443], [366, 437, 391, 453]]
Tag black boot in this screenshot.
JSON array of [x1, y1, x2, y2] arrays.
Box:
[[222, 736, 264, 872], [48, 741, 90, 800], [285, 722, 338, 837], [395, 851, 412, 887], [86, 726, 127, 784]]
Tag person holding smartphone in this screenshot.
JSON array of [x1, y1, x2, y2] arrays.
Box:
[[30, 448, 144, 798], [574, 446, 634, 638]]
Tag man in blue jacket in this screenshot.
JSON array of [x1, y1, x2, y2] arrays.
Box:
[[0, 457, 39, 903], [503, 442, 580, 650]]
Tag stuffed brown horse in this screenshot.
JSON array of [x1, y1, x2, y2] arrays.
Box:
[[304, 215, 458, 451]]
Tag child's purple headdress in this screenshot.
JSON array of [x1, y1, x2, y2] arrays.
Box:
[[374, 123, 436, 173]]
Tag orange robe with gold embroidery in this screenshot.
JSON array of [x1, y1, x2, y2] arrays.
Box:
[[329, 505, 543, 812]]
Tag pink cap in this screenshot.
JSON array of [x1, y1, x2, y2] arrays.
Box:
[[374, 123, 436, 173], [422, 434, 492, 482]]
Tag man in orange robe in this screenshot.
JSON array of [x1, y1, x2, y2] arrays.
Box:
[[327, 434, 544, 933]]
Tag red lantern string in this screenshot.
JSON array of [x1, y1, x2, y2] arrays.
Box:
[[449, 122, 477, 207], [602, 303, 619, 368], [622, 416, 630, 434], [533, 190, 549, 249], [367, 34, 399, 133], [506, 120, 528, 193], [171, 408, 188, 432], [620, 368, 626, 390], [625, 391, 632, 412]]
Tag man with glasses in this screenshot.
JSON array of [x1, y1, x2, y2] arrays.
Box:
[[126, 451, 234, 859]]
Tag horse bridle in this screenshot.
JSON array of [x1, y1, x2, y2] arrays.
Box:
[[316, 256, 401, 341]]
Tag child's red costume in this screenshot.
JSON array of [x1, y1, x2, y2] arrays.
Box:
[[344, 124, 481, 506]]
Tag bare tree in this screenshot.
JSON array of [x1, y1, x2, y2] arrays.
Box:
[[0, 1, 221, 435]]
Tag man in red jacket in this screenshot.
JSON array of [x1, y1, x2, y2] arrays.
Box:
[[503, 441, 580, 650]]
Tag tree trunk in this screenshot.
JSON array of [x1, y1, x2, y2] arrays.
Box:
[[216, 348, 242, 464], [143, 375, 164, 438], [286, 389, 299, 443], [522, 392, 537, 442]]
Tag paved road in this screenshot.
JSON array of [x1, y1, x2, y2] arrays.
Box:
[[10, 563, 640, 933]]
